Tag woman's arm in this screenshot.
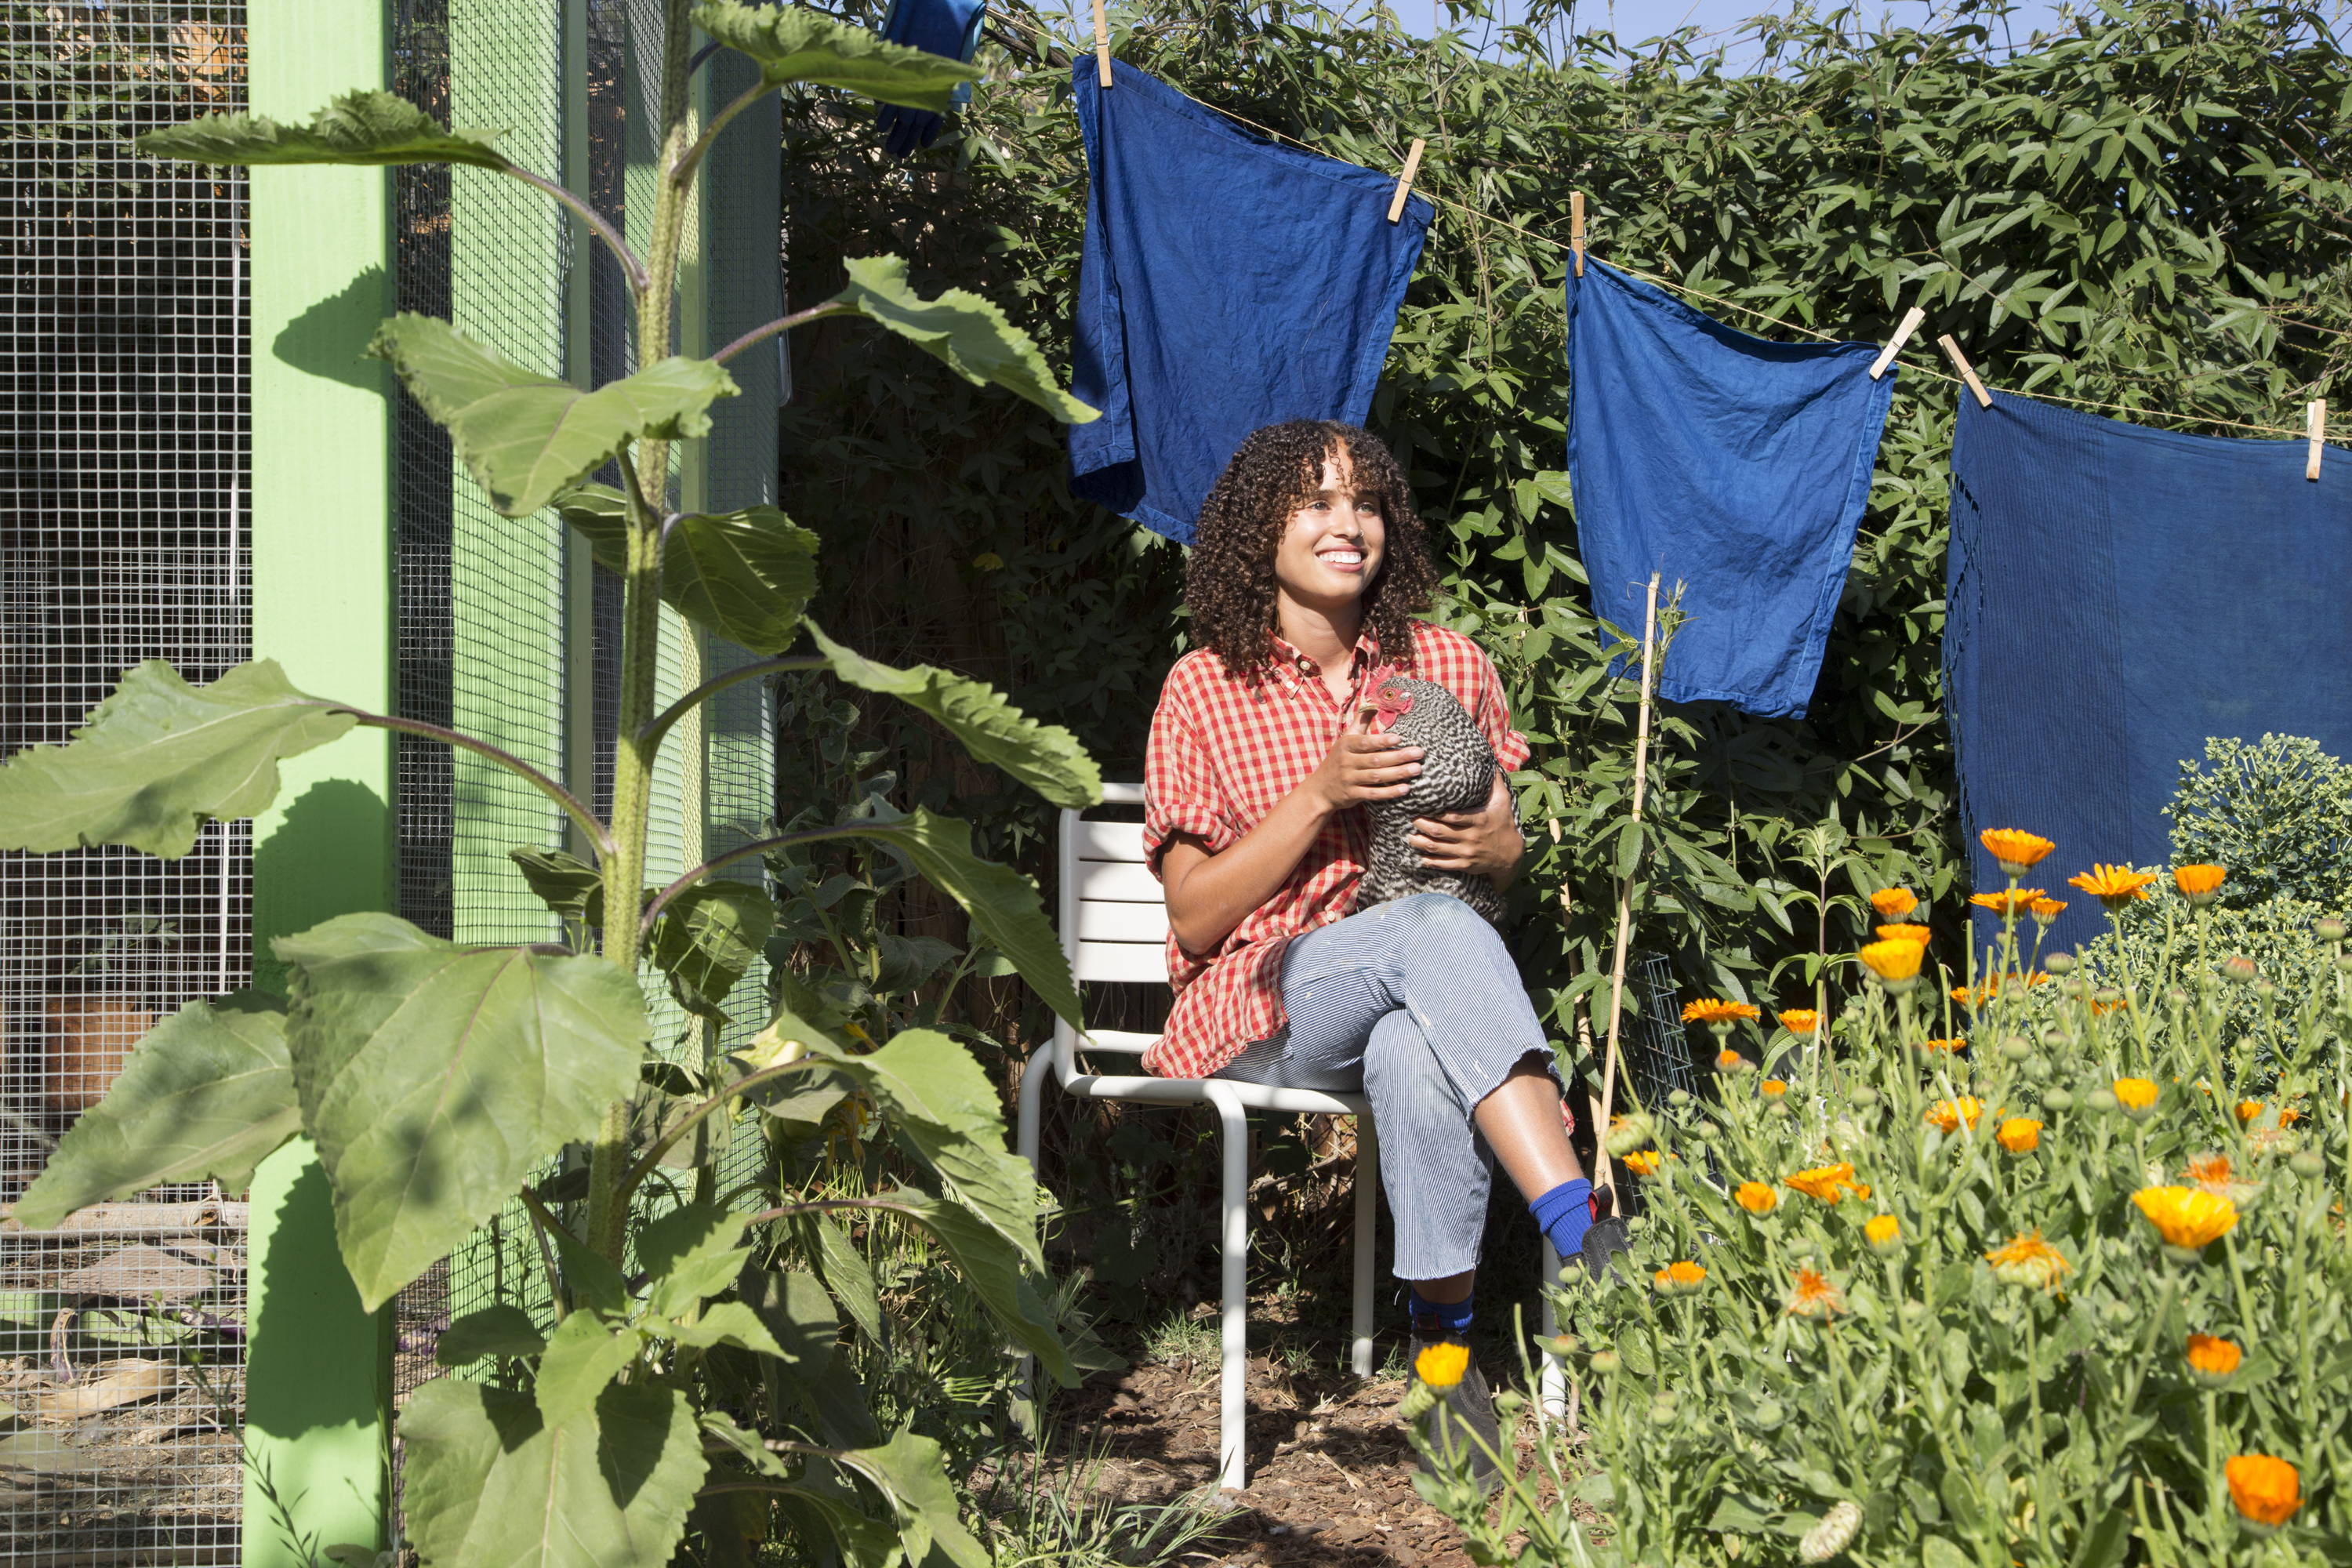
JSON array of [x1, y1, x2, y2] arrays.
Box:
[[1161, 724, 1424, 956]]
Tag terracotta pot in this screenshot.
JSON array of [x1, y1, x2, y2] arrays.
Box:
[[42, 995, 154, 1114]]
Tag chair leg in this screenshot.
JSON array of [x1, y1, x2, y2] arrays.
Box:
[[1014, 1044, 1054, 1404], [1203, 1082, 1250, 1493], [1537, 1241, 1567, 1421], [1350, 1111, 1377, 1377]]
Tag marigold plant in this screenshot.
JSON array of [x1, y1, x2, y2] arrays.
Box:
[[1869, 887, 1918, 918], [1981, 827, 2056, 876]]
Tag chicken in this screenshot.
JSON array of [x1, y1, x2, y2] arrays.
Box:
[[1354, 670, 1506, 924]]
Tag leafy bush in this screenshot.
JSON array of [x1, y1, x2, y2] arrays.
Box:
[[1419, 862, 2352, 1567], [2169, 735, 2352, 912]]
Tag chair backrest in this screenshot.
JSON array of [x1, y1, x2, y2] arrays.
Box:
[[1057, 782, 1170, 985]]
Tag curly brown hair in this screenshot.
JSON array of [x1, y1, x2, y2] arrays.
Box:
[[1185, 421, 1439, 682]]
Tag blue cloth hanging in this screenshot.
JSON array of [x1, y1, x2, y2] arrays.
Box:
[[874, 0, 985, 158], [1948, 390, 2352, 956], [1563, 259, 1895, 718], [1069, 61, 1432, 543]]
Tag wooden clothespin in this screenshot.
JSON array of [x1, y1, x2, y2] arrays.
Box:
[[2309, 400, 2327, 482], [1385, 138, 1425, 224], [1869, 306, 1926, 381], [1091, 0, 1111, 88], [1938, 333, 1992, 409], [1570, 191, 1586, 278]]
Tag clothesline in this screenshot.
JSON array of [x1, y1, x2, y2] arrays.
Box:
[[983, 9, 2328, 445]]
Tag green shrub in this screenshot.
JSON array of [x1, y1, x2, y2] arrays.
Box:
[[2169, 735, 2352, 912]]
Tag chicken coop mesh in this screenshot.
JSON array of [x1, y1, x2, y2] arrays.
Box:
[[0, 2, 251, 1562]]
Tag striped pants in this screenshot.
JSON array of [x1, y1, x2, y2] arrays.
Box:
[[1214, 891, 1558, 1279]]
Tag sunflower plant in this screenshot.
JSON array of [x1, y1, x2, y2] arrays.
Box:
[[1420, 840, 2352, 1568]]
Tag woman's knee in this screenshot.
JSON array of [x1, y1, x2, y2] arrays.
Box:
[[1361, 1009, 1459, 1106], [1382, 891, 1512, 967]]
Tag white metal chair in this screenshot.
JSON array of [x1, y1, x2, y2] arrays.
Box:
[[1015, 783, 1567, 1491]]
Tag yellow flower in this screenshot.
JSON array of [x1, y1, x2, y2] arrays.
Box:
[[1716, 1047, 1751, 1071], [2226, 1454, 2301, 1528], [1414, 1340, 1469, 1390], [1870, 887, 1918, 918], [2028, 895, 2067, 924], [2173, 863, 2227, 906], [1925, 1097, 1986, 1134], [1734, 1181, 1778, 1214], [1760, 1078, 1789, 1098], [1875, 922, 1933, 945], [1785, 1163, 1868, 1204], [1622, 1149, 1663, 1178], [2114, 1077, 2160, 1117], [1996, 1116, 2043, 1153], [1917, 1036, 1967, 1054], [1783, 1267, 1845, 1319], [1682, 998, 1762, 1027], [2133, 1185, 2239, 1255], [1777, 1007, 1821, 1034], [1653, 1260, 1707, 1296], [2090, 995, 2131, 1016], [2186, 1333, 2243, 1385], [1969, 888, 2045, 916], [2234, 1100, 2265, 1124], [2069, 864, 2158, 907], [1980, 828, 2056, 877], [1858, 938, 1927, 989], [1985, 1229, 2071, 1291], [1864, 1214, 1902, 1250]]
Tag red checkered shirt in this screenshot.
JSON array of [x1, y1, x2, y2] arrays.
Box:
[[1141, 620, 1530, 1079]]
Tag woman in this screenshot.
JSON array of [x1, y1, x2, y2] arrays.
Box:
[[1142, 419, 1596, 1475]]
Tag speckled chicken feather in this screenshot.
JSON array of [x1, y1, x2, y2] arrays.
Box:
[[1356, 673, 1505, 924]]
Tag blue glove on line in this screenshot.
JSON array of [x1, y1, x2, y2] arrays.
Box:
[[874, 0, 985, 157]]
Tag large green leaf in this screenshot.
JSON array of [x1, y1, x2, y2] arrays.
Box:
[[693, 3, 980, 109], [834, 1431, 991, 1568], [368, 315, 737, 518], [13, 992, 301, 1229], [435, 1305, 548, 1367], [140, 90, 511, 170], [400, 1377, 704, 1568], [634, 1203, 751, 1320], [510, 846, 602, 928], [807, 625, 1099, 811], [880, 1190, 1074, 1386], [832, 807, 1081, 1028], [554, 486, 820, 655], [275, 913, 650, 1310], [832, 256, 1098, 425], [0, 659, 354, 858], [535, 1312, 645, 1430], [651, 881, 776, 1025]]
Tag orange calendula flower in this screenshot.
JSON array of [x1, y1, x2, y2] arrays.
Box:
[[1760, 1078, 1789, 1098], [2090, 995, 2132, 1016], [1777, 1008, 1821, 1034], [2133, 1185, 2239, 1254], [2114, 1077, 2160, 1117], [1864, 1214, 1902, 1250], [1870, 887, 1918, 918], [1981, 829, 2056, 877], [1784, 1267, 1845, 1319], [1925, 1097, 1986, 1134], [1917, 1036, 1966, 1054], [2070, 864, 2158, 907], [1734, 1181, 1778, 1214], [1858, 938, 1927, 989], [2234, 1100, 2265, 1123], [2173, 864, 2226, 906], [1997, 1116, 2043, 1153], [1653, 1261, 1707, 1295], [1876, 922, 1933, 945], [2028, 895, 2067, 924], [1985, 1229, 2071, 1291], [2225, 1454, 2301, 1528], [2187, 1334, 2243, 1385], [1622, 1149, 1663, 1178], [1969, 888, 2046, 916], [1785, 1163, 1868, 1204], [1716, 1047, 1749, 1071], [1682, 998, 1762, 1027], [1414, 1340, 1469, 1390]]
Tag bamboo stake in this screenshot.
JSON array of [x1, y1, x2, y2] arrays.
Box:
[[1591, 572, 1660, 1196]]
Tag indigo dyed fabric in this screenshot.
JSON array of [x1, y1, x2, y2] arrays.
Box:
[[1070, 61, 1432, 543], [1947, 391, 2352, 956], [873, 0, 984, 157], [1563, 259, 1895, 718]]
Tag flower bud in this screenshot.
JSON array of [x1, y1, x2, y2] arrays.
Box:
[[2043, 1087, 2075, 1112], [1899, 1298, 1930, 1324], [1602, 1111, 1659, 1157], [2040, 1025, 2068, 1047], [2336, 950, 2352, 976], [1999, 1036, 2033, 1062], [1589, 1349, 1621, 1375], [2220, 955, 2259, 985], [2291, 1149, 2325, 1178], [2087, 1087, 2120, 1113], [2092, 987, 2125, 1008], [1800, 1501, 1864, 1566], [2316, 917, 2347, 943], [2045, 952, 2077, 975], [1850, 1084, 1881, 1108], [2253, 979, 2278, 1001], [2165, 986, 2192, 1008], [1494, 1388, 1527, 1417], [1668, 1088, 1693, 1107]]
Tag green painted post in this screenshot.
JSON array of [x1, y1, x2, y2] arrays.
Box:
[[242, 0, 396, 1560]]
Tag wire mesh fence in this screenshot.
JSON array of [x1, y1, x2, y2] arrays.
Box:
[[0, 2, 251, 1560]]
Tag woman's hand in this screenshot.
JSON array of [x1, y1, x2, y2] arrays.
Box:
[[1407, 772, 1523, 883], [1308, 717, 1423, 814]]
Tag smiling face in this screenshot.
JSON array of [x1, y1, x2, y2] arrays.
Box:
[[1272, 448, 1385, 618]]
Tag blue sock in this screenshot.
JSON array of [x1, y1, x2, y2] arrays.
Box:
[[1531, 1178, 1594, 1261], [1408, 1287, 1474, 1338]]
